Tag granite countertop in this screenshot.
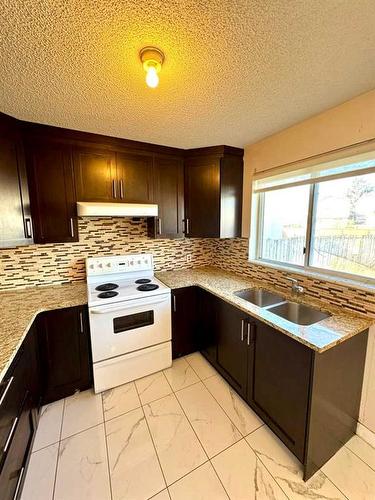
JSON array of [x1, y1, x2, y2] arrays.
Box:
[[156, 267, 373, 354], [0, 282, 87, 381], [0, 266, 373, 382]]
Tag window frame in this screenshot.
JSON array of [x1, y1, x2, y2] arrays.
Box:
[[253, 176, 375, 286]]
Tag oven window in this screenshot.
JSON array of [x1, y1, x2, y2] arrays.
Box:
[[113, 310, 154, 334]]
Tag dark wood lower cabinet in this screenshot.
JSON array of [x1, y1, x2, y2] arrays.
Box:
[[193, 288, 368, 481], [171, 287, 198, 358], [38, 305, 92, 404], [249, 321, 312, 461], [197, 289, 218, 366], [0, 303, 93, 498], [0, 324, 40, 500], [215, 299, 249, 398]]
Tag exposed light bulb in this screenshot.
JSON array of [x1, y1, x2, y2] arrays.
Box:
[[145, 66, 159, 88]]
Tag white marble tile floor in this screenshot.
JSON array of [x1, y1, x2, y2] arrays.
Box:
[[21, 352, 375, 500]]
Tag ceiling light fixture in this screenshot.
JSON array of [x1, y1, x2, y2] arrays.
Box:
[[139, 46, 164, 88]]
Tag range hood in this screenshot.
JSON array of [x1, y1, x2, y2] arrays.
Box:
[[77, 202, 158, 217]]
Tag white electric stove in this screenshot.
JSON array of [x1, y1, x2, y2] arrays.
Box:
[[86, 254, 172, 393]]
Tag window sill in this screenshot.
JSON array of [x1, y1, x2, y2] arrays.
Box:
[[248, 259, 375, 294]]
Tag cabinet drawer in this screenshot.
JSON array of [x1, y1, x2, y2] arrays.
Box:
[[0, 392, 33, 500], [0, 351, 29, 466]]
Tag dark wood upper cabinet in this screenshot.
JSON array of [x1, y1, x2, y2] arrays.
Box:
[[184, 147, 243, 238], [73, 148, 117, 202], [37, 305, 92, 405], [25, 141, 78, 243], [0, 113, 33, 248], [116, 152, 153, 203], [149, 156, 184, 239]]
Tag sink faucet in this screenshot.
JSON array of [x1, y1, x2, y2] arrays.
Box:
[[287, 277, 304, 296]]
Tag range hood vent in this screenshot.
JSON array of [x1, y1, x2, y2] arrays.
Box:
[[77, 202, 158, 217]]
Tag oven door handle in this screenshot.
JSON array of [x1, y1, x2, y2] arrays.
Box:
[[90, 296, 170, 315]]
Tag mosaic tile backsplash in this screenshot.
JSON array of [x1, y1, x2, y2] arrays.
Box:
[[0, 220, 374, 318], [212, 238, 375, 319], [0, 218, 213, 290]]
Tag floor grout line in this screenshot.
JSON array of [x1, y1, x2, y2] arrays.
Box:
[[134, 377, 169, 494], [101, 392, 114, 500], [51, 397, 66, 500], [343, 440, 375, 474]]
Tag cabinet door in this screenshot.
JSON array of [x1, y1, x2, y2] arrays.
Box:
[[0, 392, 33, 500], [74, 148, 116, 201], [116, 152, 153, 203], [184, 157, 220, 237], [197, 289, 218, 366], [0, 115, 33, 248], [216, 299, 249, 397], [249, 321, 312, 461], [151, 156, 184, 238], [38, 306, 92, 404], [26, 142, 77, 243], [171, 287, 198, 358]]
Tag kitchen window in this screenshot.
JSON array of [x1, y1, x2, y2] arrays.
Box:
[[253, 146, 375, 282]]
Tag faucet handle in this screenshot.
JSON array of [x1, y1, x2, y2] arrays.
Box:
[[287, 277, 298, 284]]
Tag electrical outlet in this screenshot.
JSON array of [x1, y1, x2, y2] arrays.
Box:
[[186, 254, 192, 263]]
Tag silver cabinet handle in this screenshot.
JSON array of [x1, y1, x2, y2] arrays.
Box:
[[112, 179, 117, 198], [185, 218, 190, 235], [79, 311, 84, 334], [247, 322, 256, 345], [173, 295, 177, 312], [25, 218, 33, 238], [120, 179, 124, 199], [4, 416, 18, 453], [241, 320, 245, 341], [0, 376, 14, 407], [70, 218, 75, 238], [158, 218, 162, 235], [13, 466, 25, 500]]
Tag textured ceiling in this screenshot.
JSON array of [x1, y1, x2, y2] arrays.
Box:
[[1, 1, 375, 148]]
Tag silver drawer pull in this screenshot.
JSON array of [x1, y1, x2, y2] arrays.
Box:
[[120, 179, 124, 199], [241, 320, 245, 341], [0, 376, 14, 407], [13, 466, 25, 500], [158, 218, 162, 235], [3, 416, 18, 453], [173, 295, 177, 312]]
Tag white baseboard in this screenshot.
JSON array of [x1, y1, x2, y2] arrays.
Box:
[[356, 422, 375, 448]]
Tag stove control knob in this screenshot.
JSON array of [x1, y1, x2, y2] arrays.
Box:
[[106, 263, 111, 268], [98, 263, 103, 268]]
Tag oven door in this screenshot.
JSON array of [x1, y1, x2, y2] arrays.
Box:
[[89, 293, 171, 363]]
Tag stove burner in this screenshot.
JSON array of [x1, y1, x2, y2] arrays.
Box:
[[95, 283, 119, 292], [137, 284, 159, 292], [98, 291, 119, 299], [135, 278, 152, 284]]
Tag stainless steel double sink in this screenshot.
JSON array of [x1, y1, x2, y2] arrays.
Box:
[[234, 288, 330, 326]]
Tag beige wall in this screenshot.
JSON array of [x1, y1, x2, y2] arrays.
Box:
[[242, 89, 375, 237]]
